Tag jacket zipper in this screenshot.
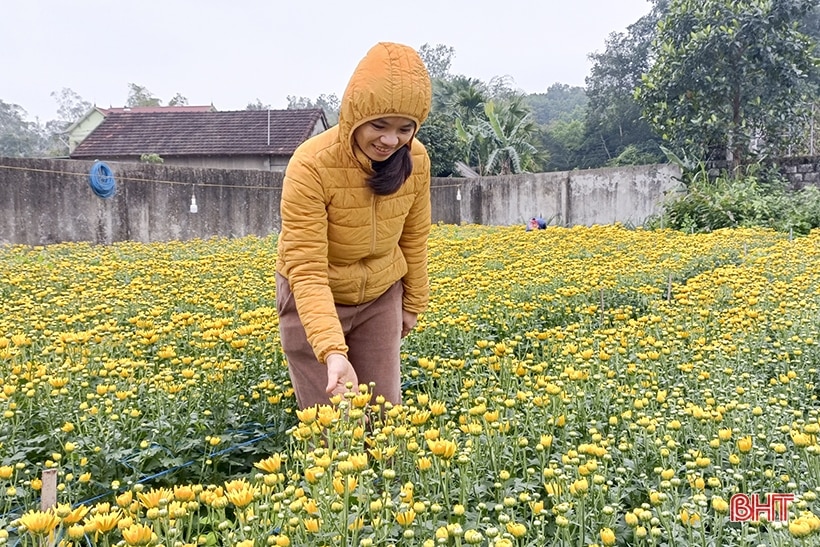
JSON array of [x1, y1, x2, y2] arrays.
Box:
[[359, 195, 377, 302]]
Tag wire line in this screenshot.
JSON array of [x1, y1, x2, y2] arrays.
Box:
[[0, 164, 464, 190]]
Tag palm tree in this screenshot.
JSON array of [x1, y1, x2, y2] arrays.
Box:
[[435, 78, 544, 174], [458, 99, 541, 175], [483, 101, 539, 174], [433, 76, 488, 125]]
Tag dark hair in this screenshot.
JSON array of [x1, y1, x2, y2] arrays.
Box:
[[367, 145, 413, 195]]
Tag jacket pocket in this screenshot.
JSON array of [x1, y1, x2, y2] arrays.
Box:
[[275, 273, 296, 317]]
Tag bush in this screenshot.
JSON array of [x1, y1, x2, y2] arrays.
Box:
[[139, 153, 164, 164], [648, 161, 820, 234]]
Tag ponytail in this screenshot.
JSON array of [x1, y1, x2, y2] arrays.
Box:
[[367, 146, 413, 195]]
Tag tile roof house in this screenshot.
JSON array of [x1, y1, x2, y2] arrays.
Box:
[[66, 105, 217, 154], [69, 109, 329, 171]]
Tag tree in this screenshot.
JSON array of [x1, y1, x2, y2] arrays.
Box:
[[434, 76, 488, 126], [525, 83, 588, 126], [795, 5, 820, 154], [580, 1, 667, 168], [485, 75, 519, 102], [0, 100, 45, 157], [636, 0, 820, 170], [246, 99, 271, 110], [539, 116, 585, 172], [287, 93, 340, 125], [416, 111, 463, 177], [43, 87, 92, 156], [418, 43, 456, 81], [51, 87, 92, 123], [525, 84, 588, 171], [126, 83, 162, 107], [434, 75, 543, 174], [168, 93, 189, 106], [457, 99, 541, 175]]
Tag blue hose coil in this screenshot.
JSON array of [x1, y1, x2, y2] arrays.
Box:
[[88, 161, 116, 198]]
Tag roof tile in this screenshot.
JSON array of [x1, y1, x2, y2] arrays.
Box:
[[71, 109, 326, 158]]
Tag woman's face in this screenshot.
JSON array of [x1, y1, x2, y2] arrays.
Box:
[[353, 117, 415, 161]]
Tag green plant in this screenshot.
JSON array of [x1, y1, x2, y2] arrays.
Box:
[[139, 153, 164, 164], [649, 154, 820, 233]]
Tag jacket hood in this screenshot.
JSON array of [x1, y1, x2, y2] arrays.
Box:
[[338, 42, 432, 165]]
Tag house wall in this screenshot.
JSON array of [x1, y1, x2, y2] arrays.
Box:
[[309, 119, 327, 138], [67, 110, 106, 154], [0, 157, 681, 246]]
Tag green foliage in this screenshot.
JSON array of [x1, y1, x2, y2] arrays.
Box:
[[580, 2, 666, 168], [433, 76, 488, 126], [51, 87, 91, 123], [648, 164, 820, 234], [139, 153, 164, 164], [168, 93, 188, 106], [418, 43, 455, 80], [287, 93, 340, 125], [539, 116, 585, 172], [605, 144, 664, 167], [636, 0, 820, 168], [0, 100, 45, 157], [245, 98, 270, 110], [790, 184, 820, 232], [524, 83, 588, 126], [41, 88, 93, 156], [434, 75, 544, 175], [126, 83, 162, 107], [416, 111, 463, 177], [527, 85, 593, 172], [456, 97, 543, 175], [482, 101, 539, 174]]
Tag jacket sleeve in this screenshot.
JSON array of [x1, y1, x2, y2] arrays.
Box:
[[278, 153, 348, 363], [399, 144, 432, 314]]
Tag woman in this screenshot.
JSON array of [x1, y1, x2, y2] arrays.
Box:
[[275, 42, 433, 409]]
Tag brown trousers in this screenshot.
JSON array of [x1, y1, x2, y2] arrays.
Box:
[[276, 273, 403, 409]]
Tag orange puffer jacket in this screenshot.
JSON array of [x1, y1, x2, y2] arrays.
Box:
[[276, 42, 432, 364]]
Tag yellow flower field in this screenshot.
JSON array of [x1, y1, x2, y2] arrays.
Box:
[[2, 224, 820, 546]]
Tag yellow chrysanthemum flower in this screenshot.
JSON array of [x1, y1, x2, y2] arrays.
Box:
[[17, 509, 60, 537], [303, 518, 321, 533], [505, 522, 527, 538], [395, 509, 416, 527], [426, 438, 457, 460], [600, 527, 616, 546], [85, 509, 122, 535], [121, 523, 155, 546], [137, 487, 173, 509], [57, 503, 89, 525], [226, 486, 257, 509], [253, 454, 283, 473]]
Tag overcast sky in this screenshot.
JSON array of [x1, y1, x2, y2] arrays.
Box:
[[3, 1, 651, 123]]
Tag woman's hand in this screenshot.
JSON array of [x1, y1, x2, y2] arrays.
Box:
[[325, 353, 359, 396], [401, 310, 418, 338]]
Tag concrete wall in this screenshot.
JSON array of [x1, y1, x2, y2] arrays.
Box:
[[774, 156, 820, 190], [0, 158, 283, 245], [0, 157, 681, 245], [431, 163, 682, 228], [706, 156, 820, 191]]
